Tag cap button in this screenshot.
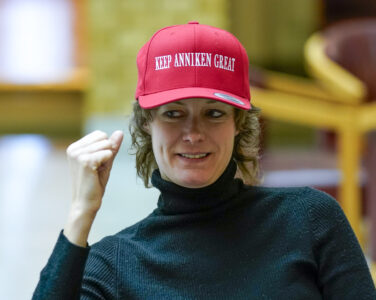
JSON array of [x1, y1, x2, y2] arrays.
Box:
[[188, 21, 199, 24]]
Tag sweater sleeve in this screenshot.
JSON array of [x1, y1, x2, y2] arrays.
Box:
[[32, 231, 119, 300], [32, 230, 90, 300], [306, 188, 376, 299]]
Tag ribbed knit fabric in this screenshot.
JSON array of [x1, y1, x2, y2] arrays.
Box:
[[33, 160, 376, 299]]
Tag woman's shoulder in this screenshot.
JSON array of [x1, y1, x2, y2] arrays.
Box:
[[245, 185, 339, 209], [241, 185, 352, 243], [240, 185, 344, 225]]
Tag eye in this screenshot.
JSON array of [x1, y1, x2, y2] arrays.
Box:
[[164, 110, 183, 118], [207, 109, 225, 118]]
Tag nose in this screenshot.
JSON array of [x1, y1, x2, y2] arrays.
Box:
[[182, 117, 205, 144]]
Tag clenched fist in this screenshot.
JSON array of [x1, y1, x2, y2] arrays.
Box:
[[64, 130, 124, 246]]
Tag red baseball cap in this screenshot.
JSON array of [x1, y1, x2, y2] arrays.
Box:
[[135, 21, 251, 110]]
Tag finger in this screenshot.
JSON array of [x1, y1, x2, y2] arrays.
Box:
[[71, 131, 124, 158], [67, 130, 108, 153], [72, 139, 114, 157], [78, 149, 113, 171]]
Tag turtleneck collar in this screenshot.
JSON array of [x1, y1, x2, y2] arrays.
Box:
[[151, 160, 242, 215]]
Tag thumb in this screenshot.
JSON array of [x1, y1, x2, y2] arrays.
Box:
[[96, 130, 123, 177], [110, 130, 124, 155]]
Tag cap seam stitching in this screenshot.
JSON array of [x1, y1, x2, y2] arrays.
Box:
[[144, 25, 178, 94], [234, 34, 248, 98], [194, 24, 198, 87]]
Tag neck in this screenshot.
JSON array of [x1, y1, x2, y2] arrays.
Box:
[[151, 160, 242, 215]]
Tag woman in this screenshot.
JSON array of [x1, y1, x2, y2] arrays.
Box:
[[33, 22, 375, 299]]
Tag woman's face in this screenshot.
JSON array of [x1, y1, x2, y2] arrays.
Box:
[[146, 98, 238, 188]]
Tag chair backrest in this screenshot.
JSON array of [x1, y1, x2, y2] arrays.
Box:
[[324, 0, 376, 25], [324, 18, 376, 100]]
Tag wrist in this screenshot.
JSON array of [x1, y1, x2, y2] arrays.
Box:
[[64, 204, 97, 247], [69, 199, 100, 219]]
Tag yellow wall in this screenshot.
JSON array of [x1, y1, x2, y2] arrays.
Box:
[[230, 0, 321, 74]]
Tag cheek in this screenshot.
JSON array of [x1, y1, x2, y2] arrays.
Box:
[[151, 133, 167, 171], [150, 130, 164, 157], [215, 123, 237, 145], [150, 123, 179, 155], [219, 128, 237, 158]]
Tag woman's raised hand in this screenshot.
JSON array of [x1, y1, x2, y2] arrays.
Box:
[[63, 130, 124, 247]]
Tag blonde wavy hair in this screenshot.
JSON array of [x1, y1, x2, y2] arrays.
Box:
[[129, 101, 261, 187]]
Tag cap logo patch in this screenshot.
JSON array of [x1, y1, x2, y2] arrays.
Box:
[[155, 52, 235, 72], [214, 92, 245, 105]]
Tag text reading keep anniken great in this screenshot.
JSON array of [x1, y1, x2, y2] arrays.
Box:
[[155, 52, 235, 72]]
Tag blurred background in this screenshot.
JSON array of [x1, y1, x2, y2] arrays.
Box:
[[0, 0, 375, 298]]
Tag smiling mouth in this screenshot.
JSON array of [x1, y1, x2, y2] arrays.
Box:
[[178, 153, 210, 159]]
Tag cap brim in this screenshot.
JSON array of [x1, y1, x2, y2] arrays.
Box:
[[138, 87, 250, 110]]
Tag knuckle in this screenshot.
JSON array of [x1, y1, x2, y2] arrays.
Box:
[[66, 145, 75, 157], [70, 151, 80, 160], [67, 147, 79, 159]]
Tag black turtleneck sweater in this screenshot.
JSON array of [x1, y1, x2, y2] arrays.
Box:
[[33, 161, 375, 299]]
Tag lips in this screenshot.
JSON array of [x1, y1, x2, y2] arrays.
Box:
[[177, 152, 210, 159]]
